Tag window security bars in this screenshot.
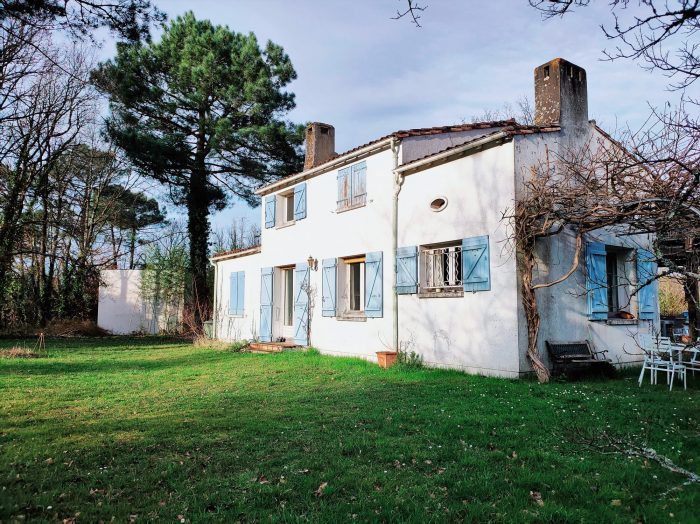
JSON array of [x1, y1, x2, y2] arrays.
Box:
[[424, 246, 462, 290]]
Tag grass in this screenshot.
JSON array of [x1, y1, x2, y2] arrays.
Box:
[[0, 337, 698, 523]]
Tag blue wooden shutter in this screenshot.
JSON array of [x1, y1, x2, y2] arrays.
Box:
[[229, 272, 239, 315], [236, 271, 245, 315], [264, 196, 275, 228], [294, 183, 307, 221], [365, 251, 383, 317], [260, 267, 273, 341], [637, 248, 657, 320], [337, 167, 351, 210], [294, 263, 310, 344], [322, 258, 337, 317], [351, 161, 367, 207], [586, 242, 608, 320], [396, 246, 418, 294], [462, 236, 490, 292]]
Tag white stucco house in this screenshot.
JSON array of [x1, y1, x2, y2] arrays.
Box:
[[210, 58, 658, 377]]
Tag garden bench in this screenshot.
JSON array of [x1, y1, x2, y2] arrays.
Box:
[[545, 340, 616, 378]]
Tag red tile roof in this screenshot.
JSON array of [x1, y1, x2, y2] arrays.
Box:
[[322, 119, 519, 163], [257, 120, 563, 193], [386, 124, 561, 169]]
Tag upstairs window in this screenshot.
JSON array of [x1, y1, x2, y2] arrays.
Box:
[[264, 183, 306, 229], [275, 190, 295, 227], [337, 161, 367, 212]]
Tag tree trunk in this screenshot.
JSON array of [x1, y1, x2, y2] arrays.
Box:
[[519, 245, 551, 383], [129, 225, 137, 269], [186, 164, 211, 329], [38, 170, 51, 327]]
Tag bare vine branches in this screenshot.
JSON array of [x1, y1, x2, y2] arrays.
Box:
[[507, 101, 700, 381]]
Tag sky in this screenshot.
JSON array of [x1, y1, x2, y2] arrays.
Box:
[[98, 1, 682, 230]]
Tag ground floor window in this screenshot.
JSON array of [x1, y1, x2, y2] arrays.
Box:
[[339, 255, 365, 316], [422, 242, 462, 292], [605, 247, 633, 317]]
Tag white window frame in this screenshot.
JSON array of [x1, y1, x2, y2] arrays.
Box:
[[276, 190, 295, 228], [605, 246, 634, 317], [420, 242, 463, 295], [336, 255, 366, 319]]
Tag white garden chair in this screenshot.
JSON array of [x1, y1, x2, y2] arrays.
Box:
[[638, 335, 686, 390], [681, 338, 700, 378], [665, 337, 687, 391]]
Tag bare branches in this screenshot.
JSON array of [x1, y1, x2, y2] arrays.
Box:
[[582, 431, 700, 496], [530, 0, 700, 90], [392, 0, 427, 27], [470, 96, 535, 126], [506, 101, 700, 381]]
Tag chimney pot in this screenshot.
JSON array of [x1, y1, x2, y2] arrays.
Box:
[[534, 58, 588, 131], [304, 122, 336, 170]]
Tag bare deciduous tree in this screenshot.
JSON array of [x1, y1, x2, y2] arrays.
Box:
[[507, 103, 700, 382]]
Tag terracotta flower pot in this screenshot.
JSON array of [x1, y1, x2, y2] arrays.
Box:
[[376, 351, 398, 369]]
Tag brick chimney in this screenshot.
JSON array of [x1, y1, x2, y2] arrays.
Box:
[[304, 122, 336, 170], [534, 58, 588, 131]]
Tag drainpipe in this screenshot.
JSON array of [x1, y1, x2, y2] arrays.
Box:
[[391, 138, 403, 353], [209, 258, 217, 339]]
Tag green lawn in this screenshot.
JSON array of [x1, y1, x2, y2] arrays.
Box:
[[0, 338, 698, 523]]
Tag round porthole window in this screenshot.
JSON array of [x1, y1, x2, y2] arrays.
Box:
[[430, 196, 447, 212]]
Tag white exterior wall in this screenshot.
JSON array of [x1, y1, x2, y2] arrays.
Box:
[[513, 130, 656, 372], [397, 143, 521, 377], [98, 269, 182, 334], [213, 124, 659, 377], [216, 148, 396, 361], [213, 253, 263, 341]]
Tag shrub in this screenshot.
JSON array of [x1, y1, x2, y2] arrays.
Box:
[[42, 319, 108, 337], [0, 340, 47, 359], [193, 336, 249, 352], [659, 277, 687, 317], [229, 340, 250, 353], [396, 349, 424, 369]]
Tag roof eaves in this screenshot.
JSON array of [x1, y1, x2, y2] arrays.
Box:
[[210, 245, 261, 263], [255, 120, 522, 196], [394, 124, 563, 174], [395, 130, 512, 175]]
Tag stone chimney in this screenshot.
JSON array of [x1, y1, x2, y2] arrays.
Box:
[[534, 58, 588, 131], [304, 122, 335, 170]]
